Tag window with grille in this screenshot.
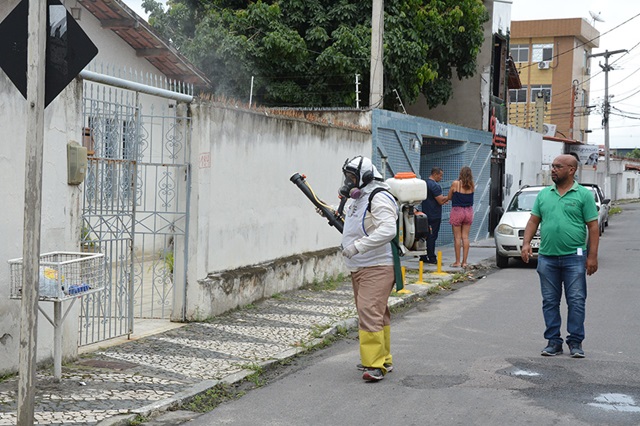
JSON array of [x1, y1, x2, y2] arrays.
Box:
[[532, 44, 553, 62], [627, 178, 636, 194]]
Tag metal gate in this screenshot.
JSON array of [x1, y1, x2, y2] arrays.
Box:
[[79, 77, 191, 346]]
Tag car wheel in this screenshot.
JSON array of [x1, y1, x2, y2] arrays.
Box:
[[605, 218, 609, 227], [496, 249, 509, 268], [599, 222, 603, 236]]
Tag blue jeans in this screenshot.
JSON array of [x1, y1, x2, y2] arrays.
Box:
[[426, 218, 441, 261], [536, 254, 587, 345]]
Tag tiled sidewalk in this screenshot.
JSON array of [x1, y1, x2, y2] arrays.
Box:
[[0, 272, 457, 426]]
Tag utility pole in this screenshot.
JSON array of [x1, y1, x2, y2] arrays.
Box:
[[534, 91, 545, 133], [569, 80, 578, 140], [17, 0, 47, 424], [588, 49, 627, 197], [370, 0, 384, 108]]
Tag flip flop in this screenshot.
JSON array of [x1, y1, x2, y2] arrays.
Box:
[[450, 263, 461, 267]]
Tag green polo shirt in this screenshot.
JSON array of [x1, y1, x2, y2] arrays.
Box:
[[531, 181, 599, 256]]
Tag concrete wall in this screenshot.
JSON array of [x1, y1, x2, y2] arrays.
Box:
[[503, 125, 543, 204], [618, 171, 640, 200], [185, 103, 371, 319], [581, 158, 640, 201], [0, 0, 87, 371], [0, 74, 85, 375], [405, 0, 496, 132]]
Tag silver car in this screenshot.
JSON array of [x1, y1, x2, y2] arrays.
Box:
[[494, 186, 544, 268]]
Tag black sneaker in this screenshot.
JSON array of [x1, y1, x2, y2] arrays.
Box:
[[357, 363, 393, 373], [426, 258, 437, 264], [362, 368, 384, 381], [541, 342, 563, 356], [569, 342, 585, 358]]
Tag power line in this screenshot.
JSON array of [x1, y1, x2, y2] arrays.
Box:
[[515, 11, 640, 74]]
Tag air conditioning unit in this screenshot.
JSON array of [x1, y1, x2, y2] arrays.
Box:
[[542, 123, 557, 137], [538, 61, 551, 70]]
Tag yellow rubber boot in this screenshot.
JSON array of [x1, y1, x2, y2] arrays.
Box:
[[359, 329, 387, 374], [383, 325, 392, 367]]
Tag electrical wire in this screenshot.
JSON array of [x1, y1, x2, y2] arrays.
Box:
[[512, 13, 640, 109]]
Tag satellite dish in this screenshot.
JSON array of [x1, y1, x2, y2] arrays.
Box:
[[589, 10, 605, 25]]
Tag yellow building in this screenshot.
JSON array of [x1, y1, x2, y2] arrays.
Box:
[[510, 19, 599, 142]]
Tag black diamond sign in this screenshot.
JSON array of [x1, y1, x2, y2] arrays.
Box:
[[0, 0, 98, 107]]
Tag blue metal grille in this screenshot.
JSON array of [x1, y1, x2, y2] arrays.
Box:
[[372, 109, 493, 248]]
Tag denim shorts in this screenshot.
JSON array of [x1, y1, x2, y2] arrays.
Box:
[[449, 206, 474, 226]]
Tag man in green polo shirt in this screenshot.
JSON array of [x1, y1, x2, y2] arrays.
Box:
[[521, 154, 599, 358]]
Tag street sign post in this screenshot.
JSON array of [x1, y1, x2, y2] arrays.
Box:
[[0, 0, 98, 107]]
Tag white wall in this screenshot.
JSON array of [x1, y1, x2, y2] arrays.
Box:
[[0, 76, 85, 374], [186, 103, 370, 318], [542, 139, 565, 165], [504, 125, 543, 205], [189, 103, 370, 275], [618, 171, 640, 200], [581, 158, 640, 201]]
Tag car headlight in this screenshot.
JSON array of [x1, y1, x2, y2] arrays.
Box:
[[496, 224, 515, 235]]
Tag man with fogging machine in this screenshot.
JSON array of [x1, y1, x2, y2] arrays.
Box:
[[339, 156, 398, 382]]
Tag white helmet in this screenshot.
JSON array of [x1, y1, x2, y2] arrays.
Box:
[[342, 156, 382, 189]]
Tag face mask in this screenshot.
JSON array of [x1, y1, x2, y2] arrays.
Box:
[[339, 173, 362, 199]]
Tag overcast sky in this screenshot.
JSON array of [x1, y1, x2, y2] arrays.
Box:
[[122, 0, 640, 149], [511, 0, 640, 149]]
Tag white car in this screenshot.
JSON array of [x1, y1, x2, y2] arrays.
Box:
[[494, 186, 545, 268], [581, 183, 610, 236]]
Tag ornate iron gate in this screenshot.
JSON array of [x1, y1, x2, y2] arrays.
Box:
[[79, 79, 190, 346]]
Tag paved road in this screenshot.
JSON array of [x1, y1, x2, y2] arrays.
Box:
[[182, 202, 640, 426]]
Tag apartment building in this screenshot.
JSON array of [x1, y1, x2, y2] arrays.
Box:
[[509, 18, 599, 142]]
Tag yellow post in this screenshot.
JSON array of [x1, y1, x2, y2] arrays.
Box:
[[397, 265, 411, 294], [433, 250, 449, 276], [415, 260, 427, 285]]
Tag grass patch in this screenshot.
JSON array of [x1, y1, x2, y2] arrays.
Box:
[[181, 383, 244, 413], [0, 372, 17, 383], [294, 323, 350, 350], [307, 273, 347, 292], [240, 303, 257, 310], [310, 324, 331, 339], [242, 363, 266, 387], [127, 415, 149, 425], [609, 206, 622, 215]]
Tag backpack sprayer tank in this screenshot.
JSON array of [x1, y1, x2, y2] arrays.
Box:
[[386, 172, 429, 255]]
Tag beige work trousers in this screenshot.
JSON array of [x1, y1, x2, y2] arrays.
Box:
[[351, 265, 394, 332]]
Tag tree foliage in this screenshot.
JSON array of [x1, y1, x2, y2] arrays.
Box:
[[143, 0, 488, 109], [625, 148, 640, 159]]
